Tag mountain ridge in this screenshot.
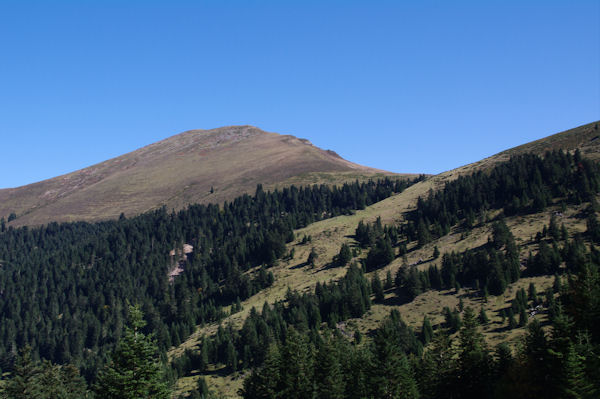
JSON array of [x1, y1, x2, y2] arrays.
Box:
[[0, 126, 397, 226], [2, 121, 598, 227]]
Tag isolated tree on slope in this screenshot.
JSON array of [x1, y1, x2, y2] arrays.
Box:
[[94, 305, 170, 399]]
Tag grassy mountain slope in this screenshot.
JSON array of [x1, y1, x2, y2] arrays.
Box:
[[0, 126, 399, 226], [169, 121, 599, 398]]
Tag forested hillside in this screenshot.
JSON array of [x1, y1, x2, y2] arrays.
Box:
[[0, 177, 412, 385], [171, 149, 600, 398]]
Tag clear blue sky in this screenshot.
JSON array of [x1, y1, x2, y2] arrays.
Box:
[[1, 1, 598, 188]]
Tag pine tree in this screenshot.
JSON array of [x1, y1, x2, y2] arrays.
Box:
[[94, 305, 170, 399], [416, 332, 454, 399], [315, 336, 345, 399], [371, 272, 385, 303], [384, 269, 394, 290], [336, 243, 352, 266], [508, 311, 518, 330], [560, 343, 595, 399], [479, 307, 489, 325], [0, 346, 42, 399], [369, 321, 419, 399], [278, 328, 314, 399], [547, 311, 595, 399], [519, 319, 551, 398], [239, 344, 281, 399], [433, 246, 440, 259], [421, 316, 434, 345], [455, 307, 492, 398], [549, 215, 561, 242], [553, 273, 562, 293], [307, 247, 318, 267], [0, 347, 89, 399], [365, 237, 394, 271], [528, 282, 538, 303], [226, 340, 238, 372], [519, 307, 528, 327]]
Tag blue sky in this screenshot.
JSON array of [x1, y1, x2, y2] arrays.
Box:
[[1, 1, 598, 188]]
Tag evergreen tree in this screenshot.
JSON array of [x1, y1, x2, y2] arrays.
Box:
[[278, 328, 314, 399], [239, 345, 281, 399], [519, 307, 528, 327], [94, 305, 170, 399], [371, 272, 385, 303], [416, 332, 454, 399], [384, 269, 394, 290], [336, 243, 352, 266], [549, 215, 561, 242], [365, 236, 394, 271], [315, 336, 345, 399], [0, 347, 89, 399], [553, 273, 562, 293], [307, 247, 318, 267], [454, 307, 492, 398], [508, 310, 518, 330], [528, 282, 538, 303], [421, 316, 434, 345], [369, 322, 419, 399], [560, 343, 595, 399], [479, 307, 489, 325], [0, 347, 42, 399]]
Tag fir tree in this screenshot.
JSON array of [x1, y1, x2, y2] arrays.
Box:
[[307, 247, 318, 267], [0, 347, 89, 399], [455, 307, 492, 398], [369, 322, 419, 399], [94, 305, 170, 399], [528, 282, 538, 302], [278, 328, 314, 399], [421, 316, 434, 345], [433, 245, 440, 259], [336, 243, 352, 266], [371, 272, 385, 303], [479, 307, 490, 324], [508, 311, 517, 330], [384, 269, 394, 290], [239, 344, 281, 399], [315, 336, 345, 399]]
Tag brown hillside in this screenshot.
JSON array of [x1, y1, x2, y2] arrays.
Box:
[[0, 126, 400, 226]]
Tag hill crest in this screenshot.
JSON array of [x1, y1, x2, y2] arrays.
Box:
[[0, 126, 395, 226]]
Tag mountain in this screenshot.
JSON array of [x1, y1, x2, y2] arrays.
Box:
[[1, 121, 599, 399], [0, 126, 397, 226]]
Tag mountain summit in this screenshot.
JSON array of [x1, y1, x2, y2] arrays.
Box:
[[0, 126, 392, 226]]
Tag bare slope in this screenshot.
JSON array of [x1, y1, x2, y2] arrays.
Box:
[[0, 126, 396, 226]]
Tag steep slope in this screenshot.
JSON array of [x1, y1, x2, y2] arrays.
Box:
[[169, 121, 600, 398], [0, 126, 395, 226]]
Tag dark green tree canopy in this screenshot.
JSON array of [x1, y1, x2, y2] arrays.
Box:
[[94, 305, 170, 399]]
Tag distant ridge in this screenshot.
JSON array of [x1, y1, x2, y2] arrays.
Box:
[[2, 122, 598, 227], [434, 121, 600, 182], [498, 121, 600, 160], [0, 126, 397, 226]]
